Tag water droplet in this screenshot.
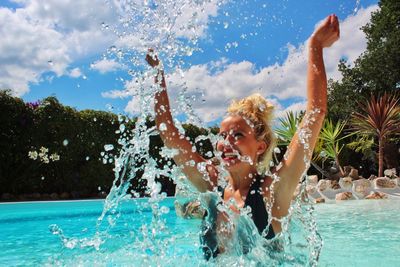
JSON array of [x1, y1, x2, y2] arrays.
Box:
[[101, 22, 109, 30], [106, 104, 114, 111], [118, 115, 124, 122], [104, 144, 114, 151], [109, 45, 117, 52], [160, 206, 170, 214], [187, 160, 196, 167], [159, 123, 167, 132], [49, 224, 61, 235]]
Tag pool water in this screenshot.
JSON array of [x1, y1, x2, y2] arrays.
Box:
[[0, 199, 399, 266]]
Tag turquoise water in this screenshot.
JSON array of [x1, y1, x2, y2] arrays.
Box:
[[0, 199, 399, 266]]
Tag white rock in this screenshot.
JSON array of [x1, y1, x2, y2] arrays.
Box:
[[307, 175, 318, 186], [384, 168, 397, 178], [306, 184, 317, 194], [339, 177, 353, 189], [317, 179, 331, 192], [374, 177, 396, 189], [365, 192, 388, 200], [335, 191, 354, 201], [395, 178, 400, 187], [352, 179, 372, 199]]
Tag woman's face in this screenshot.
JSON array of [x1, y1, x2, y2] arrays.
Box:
[[216, 115, 266, 170]]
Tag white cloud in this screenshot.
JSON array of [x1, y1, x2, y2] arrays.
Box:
[[69, 68, 82, 78], [1, 0, 221, 96], [117, 5, 378, 123], [90, 59, 124, 74], [0, 7, 70, 95], [0, 1, 117, 95], [275, 101, 307, 119], [101, 89, 132, 99]]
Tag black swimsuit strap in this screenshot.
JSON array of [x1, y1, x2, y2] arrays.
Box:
[[244, 176, 275, 239], [220, 176, 275, 238]]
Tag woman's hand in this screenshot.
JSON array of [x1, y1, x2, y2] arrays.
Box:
[[310, 14, 340, 48], [145, 49, 160, 68], [145, 49, 165, 86]]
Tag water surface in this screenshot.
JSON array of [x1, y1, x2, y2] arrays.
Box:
[[1, 199, 399, 266]]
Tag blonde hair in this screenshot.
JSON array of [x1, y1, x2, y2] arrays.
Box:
[[227, 93, 276, 174]]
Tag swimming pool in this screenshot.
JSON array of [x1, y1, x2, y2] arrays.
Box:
[[1, 199, 399, 266]]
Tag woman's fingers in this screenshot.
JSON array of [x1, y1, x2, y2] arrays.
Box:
[[330, 14, 335, 25], [322, 15, 331, 27], [329, 15, 340, 40], [311, 14, 340, 48], [334, 16, 340, 37], [145, 48, 159, 67]]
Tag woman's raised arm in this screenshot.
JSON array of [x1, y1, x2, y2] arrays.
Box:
[[272, 15, 340, 214], [146, 51, 218, 192]]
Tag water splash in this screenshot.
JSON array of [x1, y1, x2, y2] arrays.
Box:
[[353, 0, 361, 14], [49, 0, 328, 265]]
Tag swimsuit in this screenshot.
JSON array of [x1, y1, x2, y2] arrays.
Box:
[[200, 176, 275, 259]]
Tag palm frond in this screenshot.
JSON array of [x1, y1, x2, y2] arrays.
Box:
[[275, 111, 303, 146], [317, 119, 352, 160], [351, 93, 400, 140]]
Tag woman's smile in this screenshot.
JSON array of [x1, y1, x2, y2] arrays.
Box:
[[217, 115, 263, 169]]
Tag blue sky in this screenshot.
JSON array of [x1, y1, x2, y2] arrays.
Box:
[[0, 0, 378, 123]]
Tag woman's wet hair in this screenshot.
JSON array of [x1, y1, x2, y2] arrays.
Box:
[[227, 93, 276, 174]]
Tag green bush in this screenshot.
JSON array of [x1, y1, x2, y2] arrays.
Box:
[[0, 91, 217, 200]]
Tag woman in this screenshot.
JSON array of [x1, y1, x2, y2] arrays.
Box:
[[146, 14, 340, 258]]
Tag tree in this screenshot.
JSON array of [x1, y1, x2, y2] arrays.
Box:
[[327, 62, 366, 121], [350, 93, 400, 177], [328, 0, 400, 120], [359, 0, 400, 93]]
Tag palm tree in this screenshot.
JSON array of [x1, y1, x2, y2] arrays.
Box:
[[275, 111, 331, 178], [317, 119, 353, 177], [351, 93, 400, 177], [275, 111, 303, 146]]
